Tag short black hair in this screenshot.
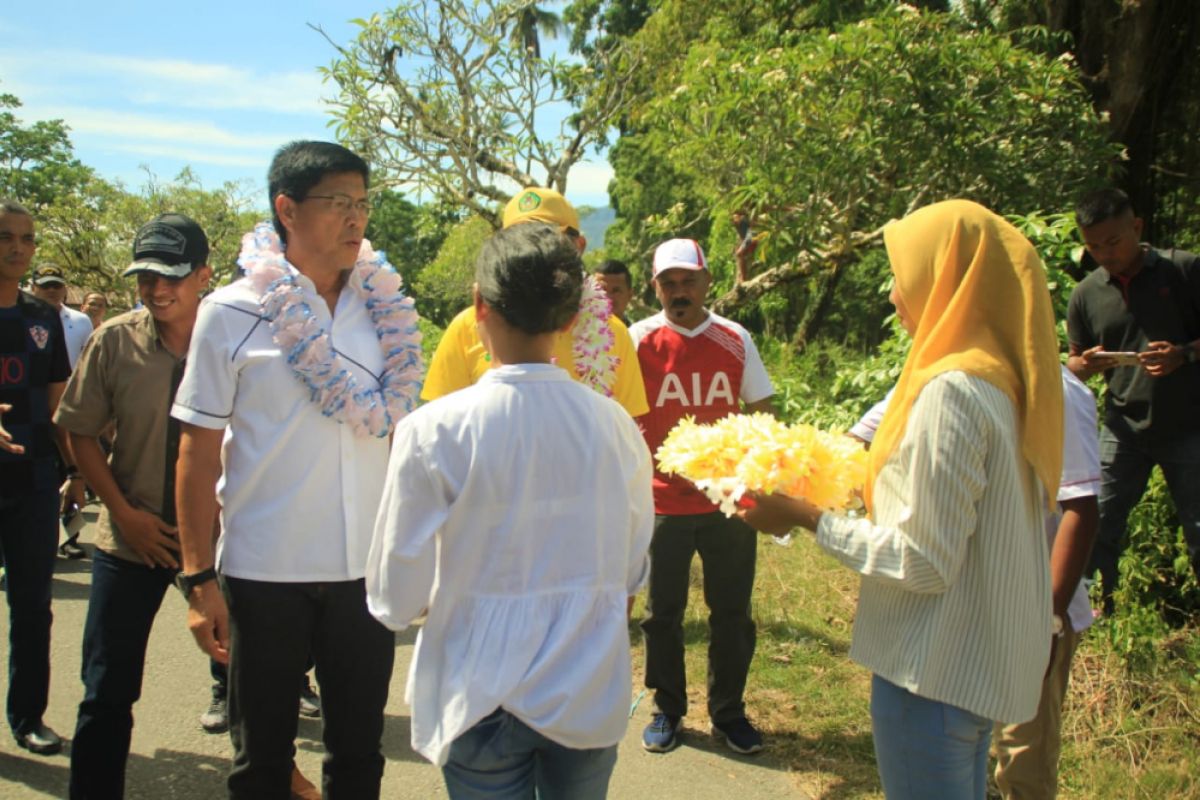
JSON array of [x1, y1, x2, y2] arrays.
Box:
[[476, 223, 583, 335], [1075, 188, 1135, 228], [595, 259, 631, 284], [267, 141, 370, 242], [0, 199, 32, 217]]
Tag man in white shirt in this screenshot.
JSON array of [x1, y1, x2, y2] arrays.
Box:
[[29, 263, 90, 559], [172, 141, 416, 799], [30, 265, 92, 369], [631, 239, 775, 755]]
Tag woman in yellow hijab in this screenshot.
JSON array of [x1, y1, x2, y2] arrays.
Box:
[[742, 200, 1063, 799]]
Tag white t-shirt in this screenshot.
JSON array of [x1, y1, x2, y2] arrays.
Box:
[[367, 364, 654, 766], [60, 305, 93, 369], [171, 269, 391, 582]]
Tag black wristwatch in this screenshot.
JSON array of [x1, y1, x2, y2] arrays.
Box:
[[174, 567, 218, 598]]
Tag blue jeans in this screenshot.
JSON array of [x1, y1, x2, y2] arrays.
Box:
[[870, 675, 993, 800], [442, 709, 618, 800], [70, 550, 175, 799], [0, 490, 59, 736], [223, 576, 394, 800], [1089, 426, 1200, 610]]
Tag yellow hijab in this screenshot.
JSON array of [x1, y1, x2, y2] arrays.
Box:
[[866, 199, 1063, 513]]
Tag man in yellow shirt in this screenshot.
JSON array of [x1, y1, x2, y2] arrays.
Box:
[[421, 188, 649, 416]]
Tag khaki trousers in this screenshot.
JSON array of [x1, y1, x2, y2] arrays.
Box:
[[992, 627, 1081, 799]]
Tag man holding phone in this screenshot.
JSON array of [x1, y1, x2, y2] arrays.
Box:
[[1066, 187, 1200, 613]]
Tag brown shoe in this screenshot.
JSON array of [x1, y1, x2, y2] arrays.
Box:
[[290, 764, 321, 800]]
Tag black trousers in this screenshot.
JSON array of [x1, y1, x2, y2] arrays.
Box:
[[0, 490, 58, 737], [223, 576, 394, 800], [640, 512, 757, 724]]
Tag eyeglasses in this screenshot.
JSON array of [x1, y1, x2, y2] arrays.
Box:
[[301, 194, 372, 218]]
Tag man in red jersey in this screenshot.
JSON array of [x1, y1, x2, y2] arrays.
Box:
[[630, 238, 775, 756]]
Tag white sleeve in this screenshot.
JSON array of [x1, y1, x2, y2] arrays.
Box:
[[816, 376, 988, 594], [171, 299, 238, 429], [737, 328, 775, 403], [1057, 372, 1101, 502], [624, 420, 655, 593], [849, 387, 896, 444], [366, 424, 444, 631]]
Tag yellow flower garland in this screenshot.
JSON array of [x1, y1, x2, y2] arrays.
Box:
[[656, 413, 868, 516]]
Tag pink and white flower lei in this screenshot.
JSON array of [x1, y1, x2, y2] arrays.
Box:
[[238, 222, 423, 438], [572, 276, 618, 397]]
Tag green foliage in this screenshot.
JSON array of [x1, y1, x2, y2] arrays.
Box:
[[366, 191, 459, 293], [0, 91, 94, 210], [35, 168, 259, 307], [413, 215, 493, 326], [1104, 471, 1200, 672], [320, 0, 635, 224], [618, 6, 1117, 341]]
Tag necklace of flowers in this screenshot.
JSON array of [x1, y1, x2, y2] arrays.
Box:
[[238, 222, 423, 438], [570, 276, 619, 397]]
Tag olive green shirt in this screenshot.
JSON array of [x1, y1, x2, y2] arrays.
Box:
[[54, 309, 184, 564]]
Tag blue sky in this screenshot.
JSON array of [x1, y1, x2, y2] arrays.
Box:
[[0, 1, 614, 211]]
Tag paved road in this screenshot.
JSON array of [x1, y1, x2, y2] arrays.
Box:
[[0, 520, 805, 799]]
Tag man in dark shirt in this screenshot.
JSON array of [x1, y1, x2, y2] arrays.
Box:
[[0, 199, 72, 755], [1066, 188, 1200, 612]]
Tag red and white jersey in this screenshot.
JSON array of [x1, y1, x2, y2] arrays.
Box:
[[630, 311, 775, 515]]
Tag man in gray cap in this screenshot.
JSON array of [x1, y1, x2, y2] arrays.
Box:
[[54, 213, 214, 797]]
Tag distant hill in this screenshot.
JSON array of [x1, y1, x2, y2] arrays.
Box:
[[579, 206, 615, 248]]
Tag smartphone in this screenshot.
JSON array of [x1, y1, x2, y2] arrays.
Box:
[[1094, 351, 1141, 367]]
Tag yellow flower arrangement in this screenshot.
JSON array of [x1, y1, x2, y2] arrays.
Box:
[[656, 413, 868, 516]]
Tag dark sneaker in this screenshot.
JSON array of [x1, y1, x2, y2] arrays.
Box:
[[298, 681, 322, 718], [59, 536, 86, 560], [712, 717, 764, 754], [14, 723, 62, 755], [642, 712, 681, 753], [200, 693, 228, 734]]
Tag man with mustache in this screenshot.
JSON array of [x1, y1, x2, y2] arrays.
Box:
[[630, 238, 775, 755]]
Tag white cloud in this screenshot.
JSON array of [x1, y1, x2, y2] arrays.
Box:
[[566, 161, 615, 202], [106, 143, 266, 169], [39, 106, 295, 151], [0, 49, 332, 116]]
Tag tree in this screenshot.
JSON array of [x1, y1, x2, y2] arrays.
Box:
[[37, 169, 259, 308], [0, 91, 93, 210], [957, 1, 1200, 245], [365, 190, 460, 296], [317, 0, 640, 227], [622, 6, 1119, 344], [412, 215, 493, 326]]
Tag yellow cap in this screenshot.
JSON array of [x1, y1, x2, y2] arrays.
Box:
[[502, 187, 581, 231]]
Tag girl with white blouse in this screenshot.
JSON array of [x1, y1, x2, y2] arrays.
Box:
[[367, 222, 654, 799]]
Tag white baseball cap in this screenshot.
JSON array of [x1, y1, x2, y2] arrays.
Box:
[[652, 238, 707, 278]]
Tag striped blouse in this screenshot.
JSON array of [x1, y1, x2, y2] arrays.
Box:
[[817, 370, 1051, 724]]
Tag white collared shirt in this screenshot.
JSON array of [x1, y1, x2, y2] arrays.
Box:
[[367, 364, 654, 766], [171, 269, 390, 581], [60, 304, 93, 369]]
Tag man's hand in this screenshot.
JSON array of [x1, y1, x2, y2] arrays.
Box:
[[1139, 340, 1186, 377], [1079, 345, 1120, 375], [113, 505, 180, 569], [186, 581, 230, 664], [0, 404, 25, 454]]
